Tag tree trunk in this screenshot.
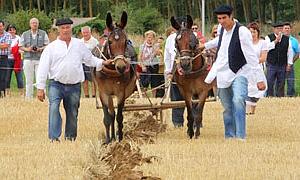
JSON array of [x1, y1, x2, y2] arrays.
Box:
[[18, 0, 22, 10], [37, 0, 41, 12], [256, 0, 262, 23], [242, 0, 251, 23], [54, 0, 58, 12], [186, 0, 192, 17], [79, 0, 83, 16], [29, 0, 32, 10], [11, 0, 16, 13], [43, 0, 47, 13], [89, 0, 93, 17], [63, 0, 67, 10], [295, 0, 300, 21], [270, 1, 277, 23]]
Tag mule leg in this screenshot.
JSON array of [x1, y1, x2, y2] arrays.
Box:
[[194, 92, 208, 138], [102, 105, 113, 144], [100, 94, 115, 144], [185, 99, 194, 139], [116, 101, 125, 142], [108, 97, 116, 141]]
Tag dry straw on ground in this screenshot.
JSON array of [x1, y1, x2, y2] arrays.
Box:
[[0, 95, 299, 179]]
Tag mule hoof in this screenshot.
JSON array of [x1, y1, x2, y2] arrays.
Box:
[[195, 129, 200, 138]]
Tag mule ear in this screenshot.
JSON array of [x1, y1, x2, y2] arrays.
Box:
[[171, 16, 180, 30], [106, 12, 114, 31], [186, 15, 193, 29], [119, 11, 128, 29]]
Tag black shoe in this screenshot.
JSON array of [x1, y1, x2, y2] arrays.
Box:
[[50, 138, 60, 143], [173, 123, 183, 128], [65, 137, 76, 141]]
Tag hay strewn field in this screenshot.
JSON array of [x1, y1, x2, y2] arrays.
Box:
[[0, 96, 299, 179]]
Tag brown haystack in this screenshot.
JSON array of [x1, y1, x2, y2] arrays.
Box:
[[85, 106, 165, 179], [84, 141, 160, 180], [124, 112, 167, 144]]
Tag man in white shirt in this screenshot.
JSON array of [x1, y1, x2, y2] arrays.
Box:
[[164, 26, 186, 127], [203, 5, 265, 140], [80, 26, 99, 98], [36, 18, 111, 142]]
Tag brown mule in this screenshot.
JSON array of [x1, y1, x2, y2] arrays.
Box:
[[170, 15, 214, 139], [92, 11, 137, 144]]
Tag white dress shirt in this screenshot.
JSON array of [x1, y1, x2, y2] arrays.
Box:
[[36, 37, 104, 89], [164, 33, 177, 74], [264, 34, 293, 65], [204, 23, 264, 88], [80, 36, 99, 51]]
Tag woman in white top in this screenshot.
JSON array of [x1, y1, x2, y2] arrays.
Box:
[[6, 24, 24, 96], [246, 22, 268, 114]]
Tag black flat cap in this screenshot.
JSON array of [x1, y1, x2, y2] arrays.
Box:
[[283, 22, 291, 26], [271, 22, 284, 27], [214, 4, 233, 14], [56, 18, 73, 26]]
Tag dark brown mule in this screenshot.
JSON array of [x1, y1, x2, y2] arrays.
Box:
[[170, 15, 213, 139], [93, 11, 137, 144]]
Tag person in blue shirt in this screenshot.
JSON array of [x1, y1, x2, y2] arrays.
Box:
[[283, 22, 299, 97]]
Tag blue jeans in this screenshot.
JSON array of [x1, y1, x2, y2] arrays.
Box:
[[286, 65, 295, 97], [266, 64, 285, 97], [170, 83, 184, 126], [6, 59, 24, 89], [218, 76, 248, 139], [48, 80, 81, 140]]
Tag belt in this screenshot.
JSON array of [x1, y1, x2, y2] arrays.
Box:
[[0, 55, 8, 58]]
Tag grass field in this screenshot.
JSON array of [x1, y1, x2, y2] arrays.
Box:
[[0, 96, 299, 179]]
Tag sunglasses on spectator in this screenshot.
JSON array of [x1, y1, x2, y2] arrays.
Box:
[[213, 31, 217, 34], [192, 27, 198, 30]]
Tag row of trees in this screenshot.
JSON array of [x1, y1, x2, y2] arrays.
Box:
[[1, 0, 300, 34]]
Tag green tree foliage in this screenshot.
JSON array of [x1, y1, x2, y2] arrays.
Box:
[[72, 18, 106, 35], [5, 10, 52, 34]]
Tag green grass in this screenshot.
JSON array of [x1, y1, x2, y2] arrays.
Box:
[[294, 60, 300, 96]]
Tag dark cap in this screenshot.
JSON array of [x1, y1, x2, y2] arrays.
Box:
[[272, 22, 284, 27], [283, 22, 291, 26], [55, 18, 73, 26], [214, 4, 233, 15]]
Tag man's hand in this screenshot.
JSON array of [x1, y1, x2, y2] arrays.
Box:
[[167, 73, 173, 81], [37, 89, 45, 102], [199, 43, 205, 51], [257, 81, 266, 91], [286, 64, 292, 72]]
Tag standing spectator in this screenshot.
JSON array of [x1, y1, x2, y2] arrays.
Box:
[[0, 20, 11, 98], [6, 24, 24, 96], [191, 23, 206, 44], [36, 18, 111, 142], [164, 22, 184, 127], [80, 26, 99, 98], [203, 5, 266, 140], [20, 17, 49, 99], [139, 30, 161, 97], [265, 22, 293, 97], [283, 22, 299, 97], [155, 36, 165, 97], [246, 22, 268, 114]]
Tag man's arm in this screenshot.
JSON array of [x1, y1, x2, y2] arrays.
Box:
[[36, 46, 51, 102]]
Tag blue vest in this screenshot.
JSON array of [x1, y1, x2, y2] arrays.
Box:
[[217, 22, 247, 73]]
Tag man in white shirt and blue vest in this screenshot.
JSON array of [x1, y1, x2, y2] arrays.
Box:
[[36, 18, 111, 142], [203, 5, 266, 140]]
